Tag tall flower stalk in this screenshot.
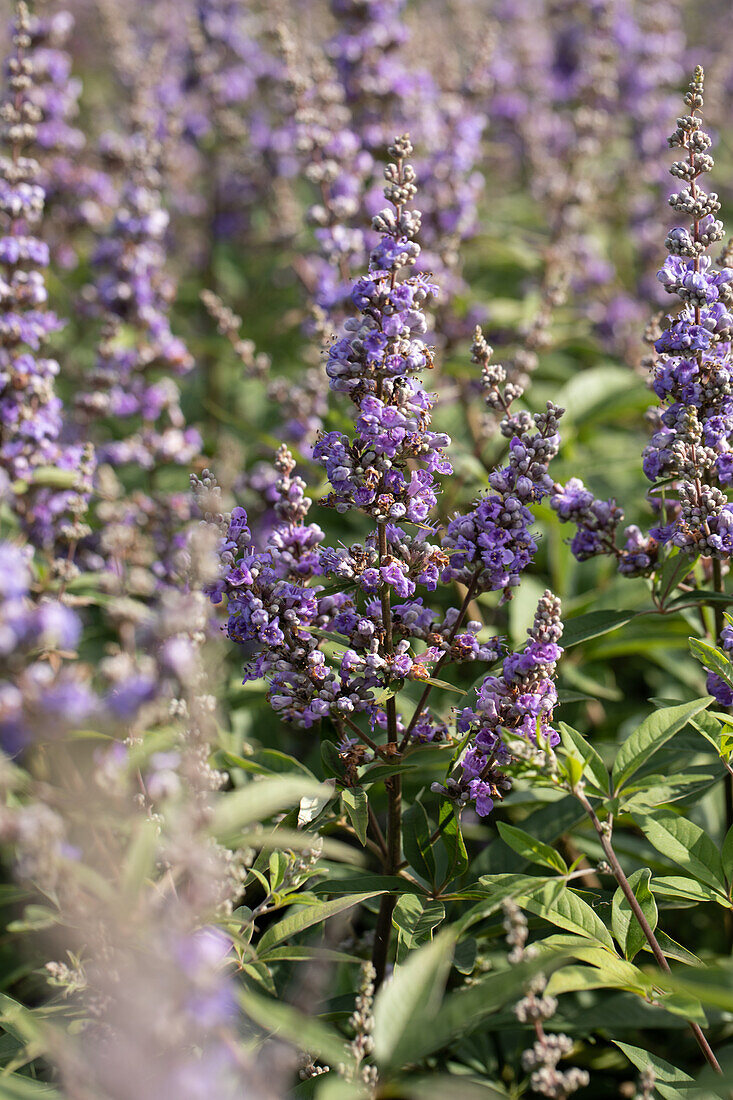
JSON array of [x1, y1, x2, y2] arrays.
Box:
[[210, 132, 564, 985], [0, 0, 91, 549]]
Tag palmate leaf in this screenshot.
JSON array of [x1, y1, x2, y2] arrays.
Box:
[[612, 697, 711, 793]]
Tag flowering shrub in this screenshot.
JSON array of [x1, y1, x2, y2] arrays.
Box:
[[5, 1, 733, 1098]]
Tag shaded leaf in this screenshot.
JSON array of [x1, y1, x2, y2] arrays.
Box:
[[258, 892, 380, 953], [612, 868, 657, 962], [613, 1041, 696, 1100], [496, 822, 568, 874], [341, 788, 368, 846], [373, 932, 455, 1069], [402, 801, 437, 885], [561, 609, 638, 649]]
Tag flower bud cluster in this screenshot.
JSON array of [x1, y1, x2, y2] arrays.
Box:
[[442, 350, 564, 599], [643, 68, 733, 559], [551, 68, 733, 571], [0, 2, 92, 547], [314, 135, 451, 527], [549, 478, 658, 576], [502, 901, 590, 1098]]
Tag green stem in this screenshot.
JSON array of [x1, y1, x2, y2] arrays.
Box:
[[371, 521, 402, 987], [711, 559, 733, 848]]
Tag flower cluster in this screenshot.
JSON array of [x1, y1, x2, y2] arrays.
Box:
[[443, 329, 563, 599], [29, 8, 114, 268], [83, 129, 199, 471], [0, 541, 93, 755], [550, 71, 733, 573], [550, 476, 658, 576], [0, 2, 91, 547], [433, 590, 563, 818], [639, 68, 733, 559], [504, 901, 590, 1098], [314, 134, 451, 528]]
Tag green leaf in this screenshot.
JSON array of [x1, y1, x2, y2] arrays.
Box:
[[545, 953, 647, 996], [652, 930, 702, 967], [518, 880, 615, 950], [689, 711, 728, 756], [620, 771, 719, 811], [612, 697, 711, 793], [668, 588, 733, 609], [559, 723, 608, 793], [561, 609, 638, 648], [341, 788, 368, 846], [312, 875, 426, 897], [393, 895, 445, 963], [402, 801, 437, 885], [240, 987, 352, 1071], [258, 892, 380, 953], [658, 551, 699, 606], [391, 950, 566, 1065], [438, 803, 469, 881], [496, 822, 568, 874], [689, 637, 733, 690], [650, 876, 727, 907], [722, 823, 733, 885], [389, 1076, 511, 1100], [321, 741, 348, 781], [613, 1041, 696, 1100], [453, 937, 478, 975], [268, 851, 289, 892], [29, 465, 78, 489], [373, 931, 455, 1069], [460, 874, 554, 934], [0, 1080, 61, 1099], [210, 777, 332, 839], [421, 677, 466, 695], [237, 828, 361, 865], [120, 818, 158, 898], [634, 811, 727, 893], [612, 868, 657, 962]]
